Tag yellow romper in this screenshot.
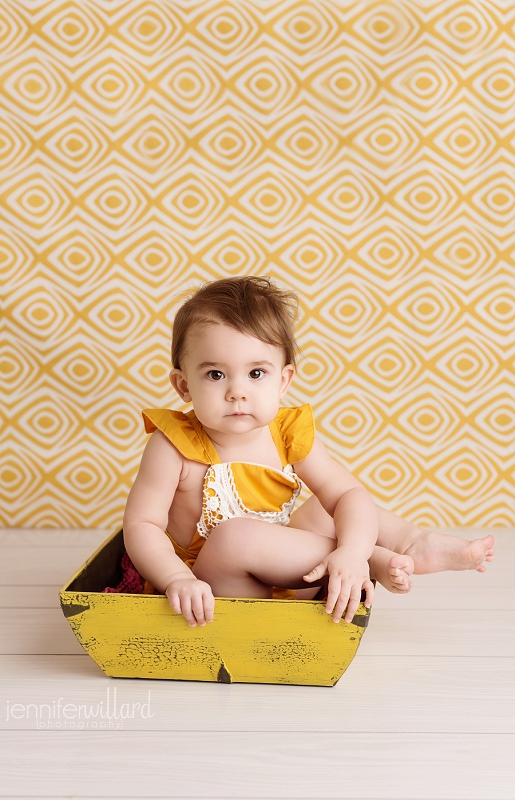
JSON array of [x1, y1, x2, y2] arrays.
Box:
[[141, 403, 315, 600]]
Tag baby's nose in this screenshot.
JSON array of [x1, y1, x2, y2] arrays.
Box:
[[226, 382, 247, 401]]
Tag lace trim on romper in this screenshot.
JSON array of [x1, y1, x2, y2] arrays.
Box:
[[196, 461, 302, 539]]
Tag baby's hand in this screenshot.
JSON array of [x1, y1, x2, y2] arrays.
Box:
[[165, 576, 215, 628], [303, 547, 374, 624]]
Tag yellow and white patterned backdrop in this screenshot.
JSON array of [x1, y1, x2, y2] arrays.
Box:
[[1, 0, 514, 529]]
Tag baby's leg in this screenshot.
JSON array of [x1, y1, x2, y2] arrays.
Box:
[[373, 507, 495, 574], [287, 496, 414, 595], [191, 517, 338, 601], [291, 495, 413, 599], [288, 497, 335, 599], [294, 494, 495, 579]]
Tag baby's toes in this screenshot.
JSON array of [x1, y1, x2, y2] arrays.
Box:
[[389, 570, 408, 586], [478, 536, 495, 556], [389, 554, 415, 577], [392, 578, 412, 594]]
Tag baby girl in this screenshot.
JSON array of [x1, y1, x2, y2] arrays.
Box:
[[123, 276, 495, 628]]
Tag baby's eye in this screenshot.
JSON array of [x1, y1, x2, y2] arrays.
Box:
[[207, 370, 224, 381], [249, 369, 265, 379]]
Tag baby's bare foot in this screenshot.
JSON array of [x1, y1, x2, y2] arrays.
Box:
[[370, 549, 414, 594], [405, 531, 495, 575], [388, 554, 414, 593]]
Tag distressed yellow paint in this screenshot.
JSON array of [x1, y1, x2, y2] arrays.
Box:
[[60, 530, 370, 686]]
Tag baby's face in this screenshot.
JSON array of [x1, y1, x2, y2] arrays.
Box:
[[170, 323, 294, 437]]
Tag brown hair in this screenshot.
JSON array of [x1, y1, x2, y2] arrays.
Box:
[[171, 276, 300, 371]]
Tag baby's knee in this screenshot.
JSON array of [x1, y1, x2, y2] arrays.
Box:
[[199, 518, 252, 557], [192, 520, 252, 580]]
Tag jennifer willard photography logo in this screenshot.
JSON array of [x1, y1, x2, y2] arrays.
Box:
[[5, 687, 154, 729]]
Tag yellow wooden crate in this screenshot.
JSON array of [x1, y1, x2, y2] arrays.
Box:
[[60, 529, 371, 687]]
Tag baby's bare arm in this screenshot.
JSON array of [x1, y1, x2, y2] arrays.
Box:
[[295, 437, 378, 561], [123, 431, 193, 592], [294, 436, 378, 622]]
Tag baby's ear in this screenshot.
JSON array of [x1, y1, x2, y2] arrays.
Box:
[[280, 363, 295, 396], [169, 369, 191, 401]]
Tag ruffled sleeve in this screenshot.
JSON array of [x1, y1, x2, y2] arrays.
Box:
[[142, 409, 211, 464], [275, 404, 315, 464]]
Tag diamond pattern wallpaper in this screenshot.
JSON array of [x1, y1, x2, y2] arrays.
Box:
[[1, 0, 514, 529]]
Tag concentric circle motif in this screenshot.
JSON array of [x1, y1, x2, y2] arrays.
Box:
[[1, 0, 514, 527]]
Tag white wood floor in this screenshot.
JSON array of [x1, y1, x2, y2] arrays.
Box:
[[0, 526, 514, 799]]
